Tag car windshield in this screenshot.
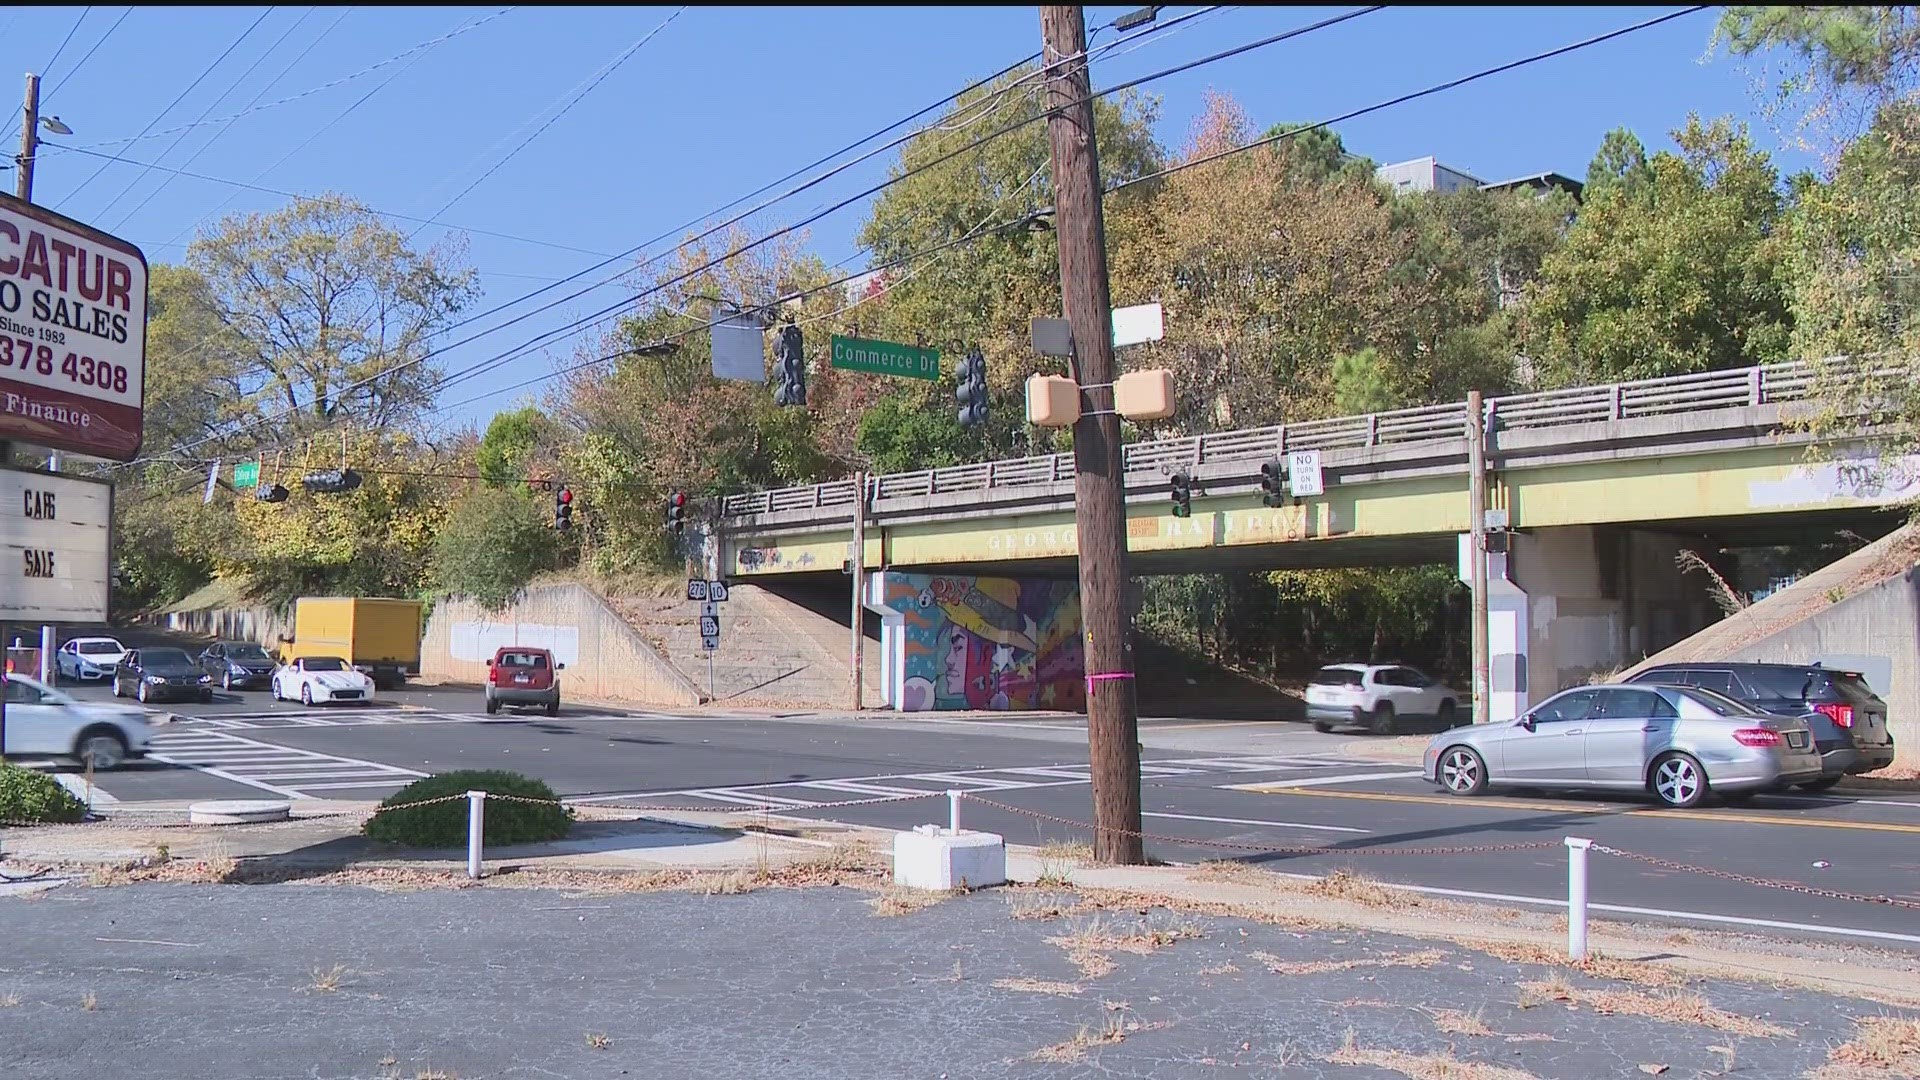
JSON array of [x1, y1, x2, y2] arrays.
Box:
[[77, 641, 123, 655], [304, 658, 347, 672], [500, 652, 548, 668], [1310, 668, 1363, 687], [227, 644, 270, 660], [141, 648, 194, 666], [1679, 687, 1764, 717]]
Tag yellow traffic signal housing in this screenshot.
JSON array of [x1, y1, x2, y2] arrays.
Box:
[[1026, 373, 1080, 427], [1113, 369, 1175, 421]]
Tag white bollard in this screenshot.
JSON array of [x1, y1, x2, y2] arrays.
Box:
[[947, 790, 962, 835], [467, 791, 486, 880], [1565, 836, 1592, 960]]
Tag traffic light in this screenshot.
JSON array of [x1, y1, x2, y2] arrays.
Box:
[[955, 347, 988, 428], [301, 468, 362, 494], [667, 490, 687, 534], [554, 486, 573, 531], [1170, 471, 1192, 518], [254, 482, 290, 503], [1260, 459, 1285, 508], [772, 323, 806, 406]]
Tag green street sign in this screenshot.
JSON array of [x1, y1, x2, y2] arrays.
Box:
[[830, 335, 939, 381], [233, 461, 261, 490]]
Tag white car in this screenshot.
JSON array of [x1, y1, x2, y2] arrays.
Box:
[[55, 637, 128, 682], [271, 656, 375, 706], [2, 675, 152, 769], [1306, 663, 1465, 735]]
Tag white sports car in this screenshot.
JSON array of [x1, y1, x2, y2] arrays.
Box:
[[272, 656, 376, 706], [56, 637, 129, 682]]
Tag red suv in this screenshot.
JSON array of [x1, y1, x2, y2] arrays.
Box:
[[485, 647, 562, 716]]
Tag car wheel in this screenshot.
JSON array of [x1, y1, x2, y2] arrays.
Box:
[[1311, 720, 1335, 734], [136, 681, 149, 704], [1796, 775, 1844, 793], [1651, 752, 1708, 809], [1437, 699, 1459, 728], [75, 729, 128, 771], [484, 695, 500, 715], [546, 699, 560, 718], [300, 684, 313, 707], [1438, 745, 1488, 796], [111, 678, 124, 698], [221, 671, 233, 691], [1369, 703, 1397, 736]]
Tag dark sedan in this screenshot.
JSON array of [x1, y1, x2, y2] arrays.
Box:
[[112, 647, 213, 704], [199, 640, 278, 690]]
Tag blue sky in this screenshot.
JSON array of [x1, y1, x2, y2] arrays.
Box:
[[2, 5, 1793, 437]]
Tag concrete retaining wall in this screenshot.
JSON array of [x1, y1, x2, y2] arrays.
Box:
[[422, 584, 701, 707], [607, 584, 882, 707], [161, 603, 288, 646]]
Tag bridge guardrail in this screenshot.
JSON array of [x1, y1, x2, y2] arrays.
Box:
[[720, 359, 1867, 519]]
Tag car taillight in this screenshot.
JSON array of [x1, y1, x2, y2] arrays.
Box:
[[487, 667, 500, 685], [1814, 702, 1854, 728], [1732, 727, 1783, 747]]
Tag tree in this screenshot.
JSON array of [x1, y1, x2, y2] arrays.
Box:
[[189, 194, 477, 442], [432, 488, 557, 610], [854, 394, 971, 474], [1584, 128, 1654, 201], [141, 264, 248, 456], [476, 407, 556, 488], [1523, 117, 1793, 386]]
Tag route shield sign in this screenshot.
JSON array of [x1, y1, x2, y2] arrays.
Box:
[[706, 580, 729, 602], [830, 335, 938, 381], [698, 615, 720, 638], [0, 194, 148, 461], [686, 579, 708, 601]]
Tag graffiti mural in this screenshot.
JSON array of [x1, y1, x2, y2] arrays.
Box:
[[878, 572, 1084, 713]]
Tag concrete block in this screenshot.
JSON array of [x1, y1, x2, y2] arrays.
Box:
[[188, 800, 291, 825], [891, 828, 1007, 891]]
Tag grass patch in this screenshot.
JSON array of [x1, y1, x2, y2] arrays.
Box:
[[0, 990, 19, 1008], [310, 964, 347, 993], [1038, 840, 1093, 862], [1324, 1031, 1540, 1080], [1301, 869, 1417, 910], [1518, 982, 1791, 1038], [1424, 1006, 1494, 1037], [586, 1033, 610, 1050], [992, 977, 1082, 996], [1474, 941, 1686, 988], [79, 990, 97, 1012], [1250, 948, 1445, 977], [868, 887, 954, 917], [1028, 1009, 1149, 1064], [1811, 1015, 1920, 1077], [1007, 889, 1082, 921], [1045, 913, 1203, 979]]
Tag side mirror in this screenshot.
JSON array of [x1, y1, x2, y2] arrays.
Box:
[[1519, 715, 1537, 732], [556, 662, 566, 671], [485, 659, 495, 667]]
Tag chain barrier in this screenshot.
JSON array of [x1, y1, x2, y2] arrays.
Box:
[[1592, 843, 1920, 912]]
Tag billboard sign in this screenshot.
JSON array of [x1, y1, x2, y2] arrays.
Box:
[[0, 193, 148, 461], [0, 466, 111, 622]]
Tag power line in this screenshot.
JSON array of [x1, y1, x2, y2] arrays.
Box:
[[59, 8, 275, 211], [118, 6, 1227, 465], [407, 7, 685, 243], [1, 6, 92, 144], [43, 6, 131, 103]]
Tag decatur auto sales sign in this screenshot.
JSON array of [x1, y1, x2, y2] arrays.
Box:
[[0, 193, 147, 461]]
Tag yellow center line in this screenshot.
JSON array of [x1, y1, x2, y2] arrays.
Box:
[[1247, 786, 1920, 834]]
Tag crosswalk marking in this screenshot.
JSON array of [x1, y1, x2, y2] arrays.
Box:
[[145, 730, 426, 799]]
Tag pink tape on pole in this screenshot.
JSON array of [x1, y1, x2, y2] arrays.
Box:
[[1086, 671, 1136, 693]]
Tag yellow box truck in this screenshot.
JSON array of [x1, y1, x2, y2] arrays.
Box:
[[276, 597, 424, 690]]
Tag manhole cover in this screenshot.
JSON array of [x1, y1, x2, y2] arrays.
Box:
[[188, 800, 291, 825]]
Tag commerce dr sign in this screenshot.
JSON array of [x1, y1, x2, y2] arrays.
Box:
[[0, 193, 148, 461]]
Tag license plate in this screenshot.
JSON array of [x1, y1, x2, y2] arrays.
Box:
[[1788, 731, 1809, 749], [514, 674, 530, 684], [334, 690, 361, 700]]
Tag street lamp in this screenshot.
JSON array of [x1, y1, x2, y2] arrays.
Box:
[[39, 116, 71, 136]]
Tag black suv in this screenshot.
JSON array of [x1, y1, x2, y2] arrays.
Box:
[[1626, 662, 1895, 789], [112, 647, 213, 704]]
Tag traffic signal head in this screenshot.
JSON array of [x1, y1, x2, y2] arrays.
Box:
[[1260, 459, 1285, 508], [667, 490, 687, 534], [772, 324, 807, 407], [1170, 471, 1192, 518], [555, 486, 574, 531], [955, 348, 988, 428], [254, 482, 290, 503], [301, 468, 362, 494]]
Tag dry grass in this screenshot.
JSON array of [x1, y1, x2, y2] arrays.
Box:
[[1045, 913, 1203, 978], [1037, 840, 1093, 862], [1199, 960, 1240, 976], [1518, 981, 1791, 1038], [414, 1070, 457, 1080], [309, 964, 348, 993], [0, 990, 19, 1008], [1193, 859, 1269, 884], [1029, 1010, 1150, 1064], [1301, 869, 1419, 910], [1424, 1007, 1494, 1037], [1474, 941, 1686, 989], [992, 977, 1082, 997], [585, 1033, 610, 1050], [1811, 1015, 1920, 1078], [1251, 948, 1445, 977], [868, 887, 953, 917], [1033, 863, 1075, 889], [79, 990, 97, 1012], [1324, 1031, 1539, 1080], [1007, 889, 1083, 922]]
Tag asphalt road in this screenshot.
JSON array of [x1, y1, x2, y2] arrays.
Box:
[[24, 679, 1920, 948]]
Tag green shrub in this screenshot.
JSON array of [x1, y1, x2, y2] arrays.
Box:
[[363, 770, 570, 848], [0, 764, 87, 824]]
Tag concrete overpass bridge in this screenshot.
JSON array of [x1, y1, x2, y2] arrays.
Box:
[[714, 361, 1909, 717]]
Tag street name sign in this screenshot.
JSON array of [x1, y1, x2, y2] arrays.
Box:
[[1, 465, 110, 622], [233, 461, 260, 489], [0, 194, 148, 461], [830, 335, 938, 381]]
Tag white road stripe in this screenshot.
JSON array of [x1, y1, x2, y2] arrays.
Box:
[[1142, 811, 1366, 834], [1224, 770, 1425, 790]]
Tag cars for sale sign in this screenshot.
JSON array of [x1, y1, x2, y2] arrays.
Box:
[[0, 193, 147, 461]]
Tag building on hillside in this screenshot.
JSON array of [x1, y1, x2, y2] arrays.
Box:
[[1373, 156, 1584, 200]]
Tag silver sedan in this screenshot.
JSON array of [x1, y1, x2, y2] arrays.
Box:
[[1424, 683, 1823, 808]]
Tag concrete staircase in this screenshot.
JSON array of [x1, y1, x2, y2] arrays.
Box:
[[607, 583, 883, 708]]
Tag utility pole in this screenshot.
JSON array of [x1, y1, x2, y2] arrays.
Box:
[[850, 471, 866, 712], [15, 72, 39, 201], [1041, 4, 1144, 865], [1467, 390, 1490, 726]]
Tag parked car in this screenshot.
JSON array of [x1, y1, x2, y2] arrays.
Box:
[[55, 637, 128, 683], [198, 640, 278, 691], [1307, 663, 1464, 734], [1, 675, 151, 769], [484, 647, 563, 716], [272, 656, 375, 706], [1624, 662, 1896, 790], [1424, 683, 1823, 808], [111, 647, 213, 704]]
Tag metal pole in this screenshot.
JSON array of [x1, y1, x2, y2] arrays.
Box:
[[1042, 3, 1144, 866], [1565, 836, 1592, 960], [1467, 390, 1490, 726], [707, 649, 715, 702], [850, 471, 867, 712], [38, 625, 53, 687], [947, 789, 962, 834], [16, 72, 39, 202], [466, 790, 486, 880]]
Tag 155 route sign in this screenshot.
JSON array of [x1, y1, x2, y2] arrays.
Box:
[[0, 194, 148, 461], [830, 335, 938, 381]]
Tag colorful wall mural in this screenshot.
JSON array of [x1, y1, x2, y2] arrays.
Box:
[[876, 571, 1084, 713]]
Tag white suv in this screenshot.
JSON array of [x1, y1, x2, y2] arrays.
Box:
[[1306, 663, 1464, 735]]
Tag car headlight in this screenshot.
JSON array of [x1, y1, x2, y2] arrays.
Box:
[[199, 674, 212, 683], [352, 664, 373, 674], [145, 675, 165, 684]]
